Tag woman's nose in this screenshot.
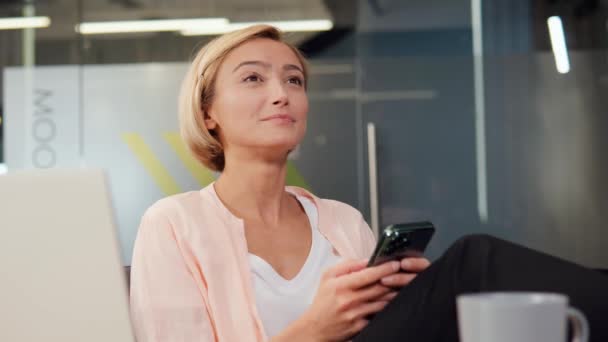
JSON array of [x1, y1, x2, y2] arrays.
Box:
[[270, 79, 288, 106]]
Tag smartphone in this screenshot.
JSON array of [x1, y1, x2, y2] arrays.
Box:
[[367, 221, 435, 267]]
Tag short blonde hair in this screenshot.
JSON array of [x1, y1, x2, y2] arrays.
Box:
[[178, 24, 309, 172]]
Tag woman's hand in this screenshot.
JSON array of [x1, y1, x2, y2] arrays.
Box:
[[378, 257, 431, 288], [295, 259, 402, 342]]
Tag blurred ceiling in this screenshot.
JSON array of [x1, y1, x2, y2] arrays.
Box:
[[0, 0, 337, 41]]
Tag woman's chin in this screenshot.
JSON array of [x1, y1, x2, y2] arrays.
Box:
[[239, 134, 303, 156], [269, 143, 299, 155], [252, 141, 299, 158], [255, 136, 302, 150]]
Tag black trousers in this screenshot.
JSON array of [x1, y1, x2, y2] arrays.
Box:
[[353, 234, 608, 342]]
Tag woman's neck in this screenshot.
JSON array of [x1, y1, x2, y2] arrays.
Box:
[[213, 154, 291, 226]]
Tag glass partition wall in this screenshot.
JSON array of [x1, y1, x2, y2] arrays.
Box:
[[2, 0, 607, 267]]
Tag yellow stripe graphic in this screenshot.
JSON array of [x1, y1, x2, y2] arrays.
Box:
[[122, 133, 182, 196], [163, 132, 216, 187]]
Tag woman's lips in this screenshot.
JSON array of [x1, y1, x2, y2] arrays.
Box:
[[261, 114, 296, 123]]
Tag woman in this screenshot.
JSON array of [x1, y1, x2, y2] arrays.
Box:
[[130, 25, 608, 342]]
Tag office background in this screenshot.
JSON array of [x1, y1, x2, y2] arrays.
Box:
[[1, 0, 607, 267]]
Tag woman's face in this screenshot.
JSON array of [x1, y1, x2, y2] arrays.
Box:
[[206, 38, 308, 158]]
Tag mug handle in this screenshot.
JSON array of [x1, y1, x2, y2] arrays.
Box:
[[567, 307, 589, 342]]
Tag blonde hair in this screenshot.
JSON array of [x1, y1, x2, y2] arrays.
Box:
[[178, 24, 309, 172]]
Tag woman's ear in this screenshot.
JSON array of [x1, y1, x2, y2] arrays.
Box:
[[204, 111, 218, 130]]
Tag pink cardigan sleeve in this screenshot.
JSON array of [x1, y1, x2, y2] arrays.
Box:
[[130, 206, 215, 342], [356, 212, 377, 258]]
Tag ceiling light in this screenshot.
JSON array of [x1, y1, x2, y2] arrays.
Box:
[[180, 19, 333, 36], [547, 16, 570, 74], [0, 16, 50, 30], [76, 18, 228, 34]]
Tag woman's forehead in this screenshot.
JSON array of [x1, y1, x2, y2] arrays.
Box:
[[222, 38, 303, 71]]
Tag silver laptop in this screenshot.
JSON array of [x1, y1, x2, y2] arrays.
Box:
[[0, 168, 136, 342]]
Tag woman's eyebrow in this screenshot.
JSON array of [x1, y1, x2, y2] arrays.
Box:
[[232, 60, 270, 73], [284, 64, 304, 74], [232, 60, 303, 74]]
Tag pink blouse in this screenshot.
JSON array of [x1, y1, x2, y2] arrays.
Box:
[[130, 183, 376, 341]]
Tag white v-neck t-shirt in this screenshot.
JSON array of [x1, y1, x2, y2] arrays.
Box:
[[248, 195, 344, 338]]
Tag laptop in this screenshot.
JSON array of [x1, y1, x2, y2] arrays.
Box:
[[0, 168, 136, 342]]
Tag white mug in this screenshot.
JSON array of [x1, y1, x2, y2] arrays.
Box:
[[457, 292, 589, 342]]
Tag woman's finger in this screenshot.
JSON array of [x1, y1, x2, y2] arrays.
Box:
[[380, 272, 417, 287], [339, 261, 400, 289], [400, 257, 431, 273], [324, 259, 368, 279], [348, 318, 370, 336], [352, 283, 392, 303], [377, 290, 398, 302], [350, 300, 390, 320]]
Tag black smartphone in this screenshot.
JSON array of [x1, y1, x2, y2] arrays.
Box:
[[367, 221, 435, 267]]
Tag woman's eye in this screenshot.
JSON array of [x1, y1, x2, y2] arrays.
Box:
[[287, 76, 303, 86], [243, 74, 261, 82]]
